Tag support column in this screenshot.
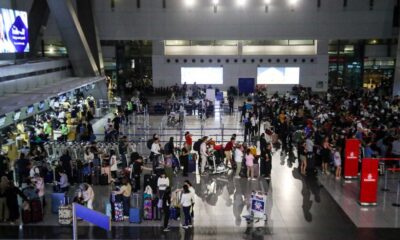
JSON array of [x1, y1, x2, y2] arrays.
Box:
[[47, 0, 99, 77], [394, 37, 400, 96], [77, 0, 104, 75], [28, 0, 50, 57]]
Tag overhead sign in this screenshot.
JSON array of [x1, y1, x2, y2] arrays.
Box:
[[0, 8, 29, 53]]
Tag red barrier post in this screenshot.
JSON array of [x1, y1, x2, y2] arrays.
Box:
[[359, 158, 379, 206], [344, 139, 360, 179]]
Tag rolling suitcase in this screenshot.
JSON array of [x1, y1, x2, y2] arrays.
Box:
[[58, 205, 72, 225], [113, 202, 124, 222], [130, 193, 140, 208], [30, 199, 43, 223], [169, 207, 179, 220], [22, 209, 31, 224], [188, 154, 196, 173], [91, 167, 100, 185], [129, 194, 141, 223], [253, 163, 259, 178], [143, 198, 153, 220]]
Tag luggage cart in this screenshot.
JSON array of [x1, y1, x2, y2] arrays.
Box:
[[242, 191, 267, 223]]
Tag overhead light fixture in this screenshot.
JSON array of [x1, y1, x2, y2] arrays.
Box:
[[212, 0, 219, 13], [289, 0, 298, 11], [264, 0, 271, 12], [237, 0, 246, 7], [184, 0, 195, 8]]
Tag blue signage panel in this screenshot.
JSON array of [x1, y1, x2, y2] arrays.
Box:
[[238, 78, 255, 94], [74, 203, 111, 231]]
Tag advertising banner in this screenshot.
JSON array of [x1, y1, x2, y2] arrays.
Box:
[[344, 139, 360, 179], [359, 158, 379, 206], [0, 8, 29, 53]]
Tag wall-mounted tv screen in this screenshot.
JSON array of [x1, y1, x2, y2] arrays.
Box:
[[257, 67, 300, 85], [14, 111, 20, 121], [26, 105, 34, 115], [181, 67, 223, 85], [0, 8, 29, 53]]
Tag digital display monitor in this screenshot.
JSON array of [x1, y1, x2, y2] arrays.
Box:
[[0, 8, 29, 53], [49, 98, 55, 107], [257, 67, 300, 85], [0, 116, 5, 127], [38, 101, 45, 110], [27, 105, 34, 114], [14, 111, 20, 121], [181, 67, 223, 85]]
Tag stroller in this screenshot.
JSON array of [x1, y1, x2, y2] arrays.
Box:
[[207, 149, 229, 174], [167, 112, 179, 127]]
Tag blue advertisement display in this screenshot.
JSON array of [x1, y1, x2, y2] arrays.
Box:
[[0, 8, 29, 53]]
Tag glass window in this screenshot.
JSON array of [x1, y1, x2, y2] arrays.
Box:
[[215, 40, 238, 46], [288, 40, 314, 45], [165, 40, 190, 46]]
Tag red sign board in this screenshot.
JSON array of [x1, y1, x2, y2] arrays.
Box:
[[344, 139, 360, 179], [359, 158, 379, 205]]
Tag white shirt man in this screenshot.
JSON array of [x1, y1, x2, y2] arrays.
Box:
[[200, 140, 208, 174]]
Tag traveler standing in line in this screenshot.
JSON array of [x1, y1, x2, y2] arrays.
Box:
[[184, 180, 195, 218], [184, 132, 193, 151], [321, 137, 332, 175], [333, 146, 342, 179], [113, 177, 132, 219], [234, 144, 244, 178], [180, 185, 194, 229], [5, 181, 27, 224], [31, 173, 45, 210], [157, 173, 170, 199], [245, 149, 255, 180], [162, 187, 172, 232], [79, 183, 95, 209], [224, 137, 235, 168], [56, 170, 70, 193], [180, 147, 189, 177], [15, 153, 29, 187], [199, 137, 209, 176], [0, 176, 9, 222], [109, 150, 118, 179]]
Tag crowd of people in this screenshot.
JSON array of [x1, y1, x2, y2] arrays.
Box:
[[1, 83, 400, 230]]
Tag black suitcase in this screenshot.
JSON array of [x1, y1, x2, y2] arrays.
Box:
[[91, 167, 100, 185], [143, 174, 157, 193], [100, 174, 108, 185]]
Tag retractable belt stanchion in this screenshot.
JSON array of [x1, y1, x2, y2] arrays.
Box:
[[393, 180, 400, 207], [381, 167, 390, 192]]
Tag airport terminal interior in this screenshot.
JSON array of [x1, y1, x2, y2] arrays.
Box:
[[2, 0, 400, 239]]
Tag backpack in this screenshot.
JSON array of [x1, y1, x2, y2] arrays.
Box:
[[193, 139, 202, 151], [147, 139, 153, 150]]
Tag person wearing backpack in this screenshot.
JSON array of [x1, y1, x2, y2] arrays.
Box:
[[109, 150, 118, 180]]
